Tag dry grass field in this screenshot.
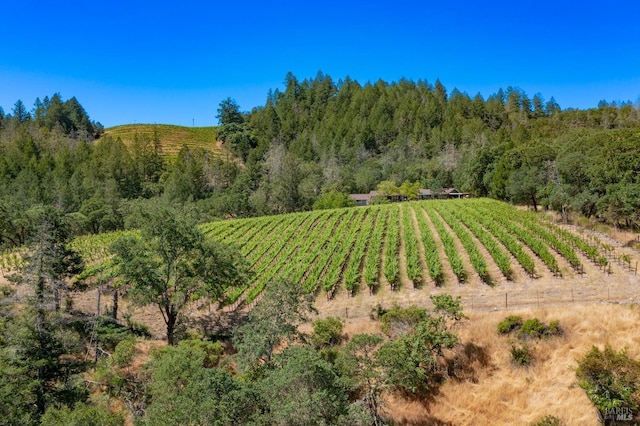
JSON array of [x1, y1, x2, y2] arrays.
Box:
[[368, 303, 640, 425], [309, 224, 640, 425]]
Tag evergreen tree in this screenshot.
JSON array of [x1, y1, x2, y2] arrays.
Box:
[[12, 99, 31, 123]]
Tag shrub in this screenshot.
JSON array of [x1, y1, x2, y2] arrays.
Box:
[[369, 303, 387, 321], [179, 339, 224, 368], [547, 320, 562, 337], [111, 338, 137, 368], [576, 345, 640, 417], [312, 191, 356, 210], [311, 317, 344, 349], [0, 285, 15, 297], [510, 343, 532, 366], [530, 415, 564, 426], [519, 318, 548, 339], [41, 402, 124, 426], [497, 315, 523, 334], [498, 316, 562, 339], [379, 304, 427, 338], [123, 313, 152, 338], [519, 318, 562, 339]]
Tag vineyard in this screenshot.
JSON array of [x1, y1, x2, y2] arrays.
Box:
[[61, 198, 620, 308]]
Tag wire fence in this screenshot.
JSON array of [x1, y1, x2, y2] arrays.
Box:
[[317, 282, 640, 322]]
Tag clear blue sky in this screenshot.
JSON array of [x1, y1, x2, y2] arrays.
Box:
[[2, 0, 639, 128]]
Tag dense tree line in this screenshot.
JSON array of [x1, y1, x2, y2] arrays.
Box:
[[214, 73, 640, 225], [0, 96, 240, 251], [1, 76, 639, 253]]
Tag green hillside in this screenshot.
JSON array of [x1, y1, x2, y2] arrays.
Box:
[[71, 198, 612, 307], [101, 124, 230, 159]]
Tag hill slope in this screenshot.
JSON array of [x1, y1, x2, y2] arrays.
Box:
[[70, 198, 639, 312], [100, 124, 231, 159], [62, 199, 640, 424]]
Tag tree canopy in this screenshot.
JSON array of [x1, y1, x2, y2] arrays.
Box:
[[110, 207, 249, 345]]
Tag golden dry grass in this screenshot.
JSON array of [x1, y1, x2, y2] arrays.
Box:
[[100, 124, 233, 159], [361, 304, 640, 425]]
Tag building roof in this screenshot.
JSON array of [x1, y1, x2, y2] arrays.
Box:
[[350, 187, 468, 202], [349, 193, 373, 201]]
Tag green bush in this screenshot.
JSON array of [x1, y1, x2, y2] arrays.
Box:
[[312, 191, 356, 210], [123, 313, 152, 338], [510, 343, 532, 366], [498, 316, 562, 339], [497, 315, 523, 334], [96, 319, 136, 351], [519, 318, 548, 338], [0, 285, 15, 297], [379, 304, 427, 338], [311, 317, 344, 349], [519, 318, 562, 339], [111, 338, 137, 368], [41, 402, 124, 426], [179, 339, 224, 368], [369, 303, 388, 321], [576, 345, 640, 417], [530, 414, 564, 426]]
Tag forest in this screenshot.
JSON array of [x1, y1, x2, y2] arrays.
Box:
[[1, 75, 639, 251]]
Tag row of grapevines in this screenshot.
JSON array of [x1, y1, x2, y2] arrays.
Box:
[[401, 204, 422, 287], [556, 226, 607, 267], [237, 216, 284, 258], [412, 203, 442, 284], [343, 209, 378, 294], [201, 219, 244, 240], [227, 217, 270, 250], [423, 205, 467, 282], [433, 202, 488, 282], [320, 208, 368, 295], [531, 213, 607, 268], [70, 230, 135, 264], [384, 205, 401, 288], [444, 201, 512, 279], [241, 214, 303, 269], [304, 209, 358, 293], [216, 217, 264, 245], [246, 210, 346, 302], [474, 202, 559, 274], [364, 207, 389, 291], [237, 212, 317, 303], [282, 210, 346, 287], [516, 212, 582, 270], [455, 202, 536, 276]]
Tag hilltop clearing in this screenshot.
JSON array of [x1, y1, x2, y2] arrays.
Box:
[[100, 124, 234, 159]]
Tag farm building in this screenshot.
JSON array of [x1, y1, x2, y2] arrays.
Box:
[[350, 187, 468, 206]]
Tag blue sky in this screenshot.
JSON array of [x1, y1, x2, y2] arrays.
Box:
[[1, 0, 639, 128]]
